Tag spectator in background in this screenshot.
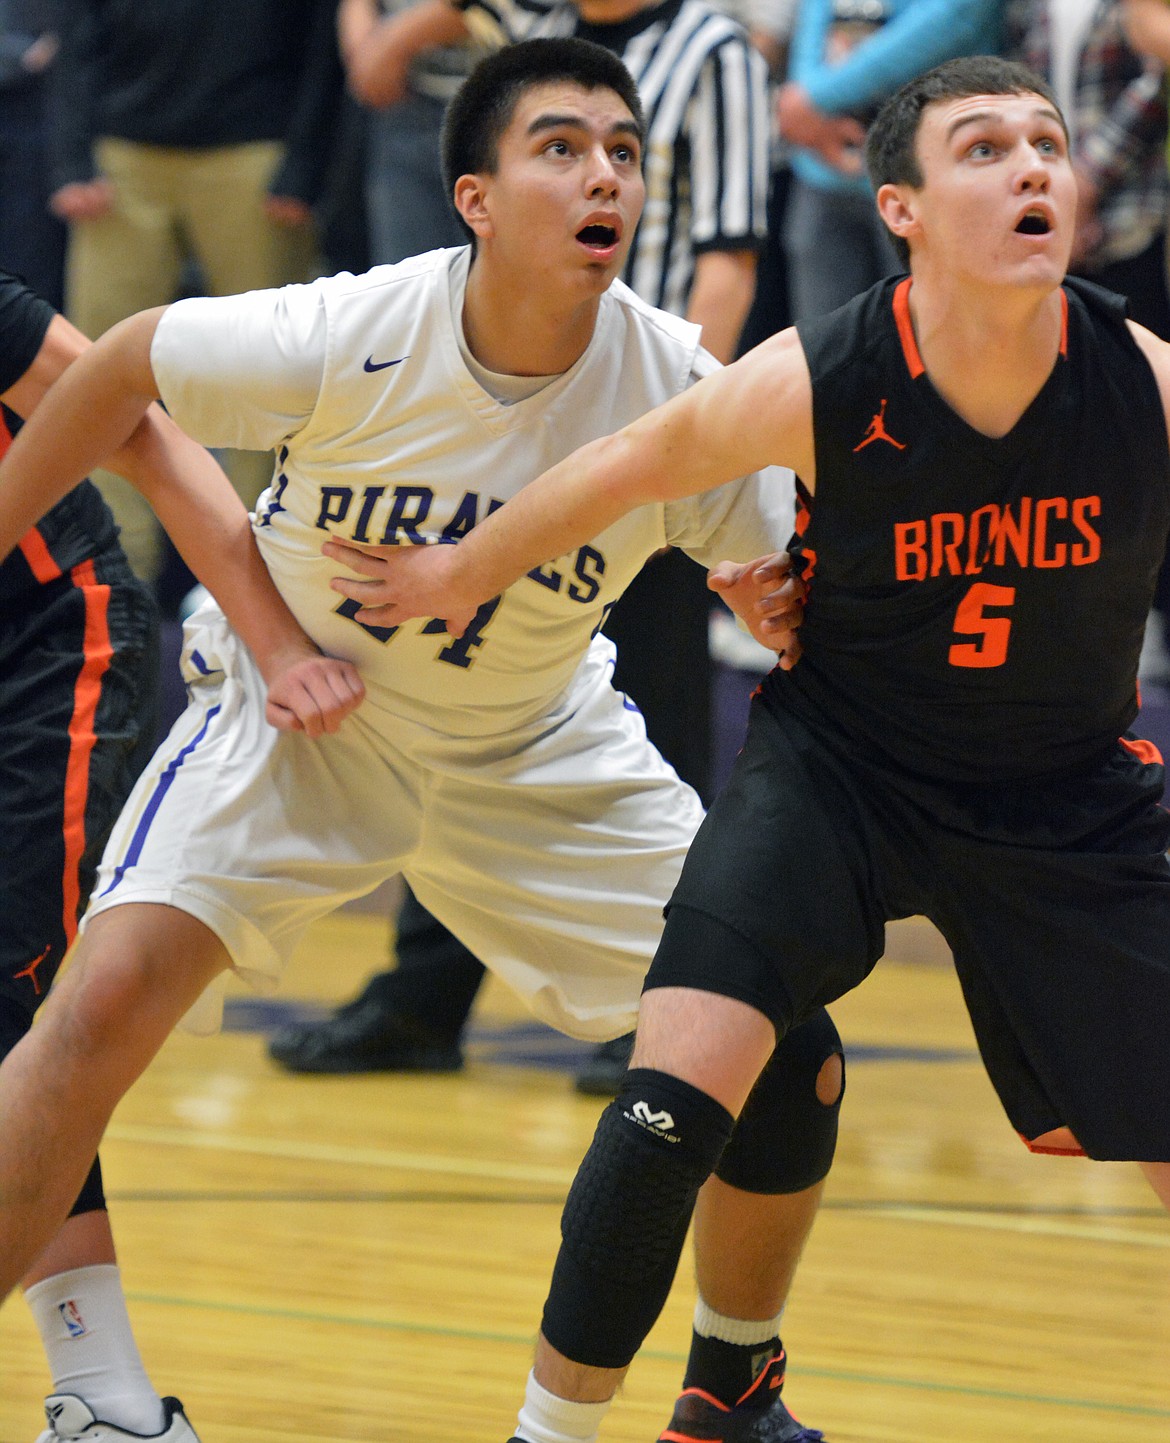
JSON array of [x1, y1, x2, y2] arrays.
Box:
[[46, 0, 344, 585], [1004, 0, 1169, 335], [338, 0, 481, 263], [777, 0, 1001, 321], [267, 0, 772, 1096], [1007, 0, 1170, 683], [1124, 0, 1170, 142], [735, 0, 800, 354], [0, 1, 66, 308]]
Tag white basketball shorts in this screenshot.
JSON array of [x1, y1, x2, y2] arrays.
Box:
[[85, 601, 705, 1039]]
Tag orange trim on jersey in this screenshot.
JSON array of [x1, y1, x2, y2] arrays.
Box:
[[60, 558, 114, 945], [2, 412, 64, 580], [18, 526, 64, 583], [1120, 734, 1163, 767], [894, 280, 1065, 378], [1020, 1126, 1085, 1157], [892, 278, 925, 379]]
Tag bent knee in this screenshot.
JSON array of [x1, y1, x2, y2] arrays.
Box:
[[816, 1049, 844, 1106], [716, 1008, 844, 1193]]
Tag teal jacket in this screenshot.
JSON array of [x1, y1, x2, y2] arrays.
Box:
[[788, 0, 1004, 194]]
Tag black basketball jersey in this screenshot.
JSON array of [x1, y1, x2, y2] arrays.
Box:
[[0, 271, 119, 607], [765, 275, 1170, 784]]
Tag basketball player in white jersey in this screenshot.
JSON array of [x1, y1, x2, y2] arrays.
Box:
[[0, 40, 831, 1442]]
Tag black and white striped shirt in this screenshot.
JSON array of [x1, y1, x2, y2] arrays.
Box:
[[459, 0, 770, 316]]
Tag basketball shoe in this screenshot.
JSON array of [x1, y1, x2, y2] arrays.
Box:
[[658, 1354, 825, 1442], [36, 1396, 200, 1443], [267, 996, 463, 1073]]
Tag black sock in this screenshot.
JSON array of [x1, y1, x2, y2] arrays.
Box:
[[682, 1330, 783, 1408]]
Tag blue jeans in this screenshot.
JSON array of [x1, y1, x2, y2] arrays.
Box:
[[783, 177, 900, 323], [365, 91, 465, 264]]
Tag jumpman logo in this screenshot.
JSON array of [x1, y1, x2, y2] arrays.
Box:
[[853, 398, 906, 452], [13, 944, 51, 996]]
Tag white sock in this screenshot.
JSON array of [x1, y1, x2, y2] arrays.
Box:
[[25, 1264, 166, 1435], [693, 1295, 784, 1347], [513, 1369, 611, 1443]]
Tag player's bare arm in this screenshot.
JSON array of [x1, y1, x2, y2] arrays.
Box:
[[325, 326, 816, 634], [0, 309, 364, 737]]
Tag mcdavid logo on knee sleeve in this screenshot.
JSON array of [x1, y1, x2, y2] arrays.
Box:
[[626, 1099, 681, 1142]]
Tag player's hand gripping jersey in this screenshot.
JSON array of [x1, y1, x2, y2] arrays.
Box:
[[151, 248, 794, 742]]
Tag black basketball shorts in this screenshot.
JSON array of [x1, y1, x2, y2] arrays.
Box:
[[0, 548, 157, 1038], [651, 694, 1170, 1162]]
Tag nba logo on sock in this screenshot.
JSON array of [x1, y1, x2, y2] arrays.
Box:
[[59, 1300, 88, 1338]]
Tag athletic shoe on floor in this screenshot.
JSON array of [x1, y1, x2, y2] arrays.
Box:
[[37, 1396, 200, 1443], [573, 1030, 635, 1096], [658, 1356, 825, 1442], [267, 997, 464, 1073]]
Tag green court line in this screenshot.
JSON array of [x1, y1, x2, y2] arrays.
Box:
[[124, 1290, 1170, 1421]]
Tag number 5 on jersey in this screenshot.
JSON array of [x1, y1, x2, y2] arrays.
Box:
[[949, 583, 1016, 668]]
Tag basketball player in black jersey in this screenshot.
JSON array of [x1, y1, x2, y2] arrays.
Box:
[[1, 269, 366, 1443], [1, 271, 188, 1442], [326, 54, 1170, 1443]]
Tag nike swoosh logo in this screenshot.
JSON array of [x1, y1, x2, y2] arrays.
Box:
[[364, 354, 409, 372]]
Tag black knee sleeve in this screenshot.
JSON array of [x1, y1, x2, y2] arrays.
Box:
[[541, 1068, 734, 1369], [69, 1155, 107, 1217], [716, 1007, 844, 1194]]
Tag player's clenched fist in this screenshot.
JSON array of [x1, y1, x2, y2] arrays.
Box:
[[262, 647, 366, 736]]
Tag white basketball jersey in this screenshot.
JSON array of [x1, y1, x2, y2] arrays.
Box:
[[152, 247, 795, 740]]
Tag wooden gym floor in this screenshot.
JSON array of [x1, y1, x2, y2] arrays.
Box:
[[1, 907, 1167, 1443]]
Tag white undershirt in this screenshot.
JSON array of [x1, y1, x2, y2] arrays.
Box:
[[1048, 0, 1099, 144]]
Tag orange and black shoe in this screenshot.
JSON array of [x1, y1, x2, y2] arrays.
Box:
[[657, 1355, 825, 1443]]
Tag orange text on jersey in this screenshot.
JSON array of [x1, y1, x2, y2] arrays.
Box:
[[894, 495, 1102, 582]]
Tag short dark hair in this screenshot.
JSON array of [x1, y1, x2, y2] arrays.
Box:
[[865, 55, 1066, 266], [441, 38, 645, 243]]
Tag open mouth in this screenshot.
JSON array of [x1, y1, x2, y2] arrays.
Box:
[[1015, 211, 1051, 236], [577, 223, 619, 250]]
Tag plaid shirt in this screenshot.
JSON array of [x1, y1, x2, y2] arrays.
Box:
[[1004, 0, 1168, 267]]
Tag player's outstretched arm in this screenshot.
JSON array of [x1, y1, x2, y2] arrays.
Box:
[[324, 328, 816, 634], [708, 551, 805, 670], [0, 308, 364, 736]]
